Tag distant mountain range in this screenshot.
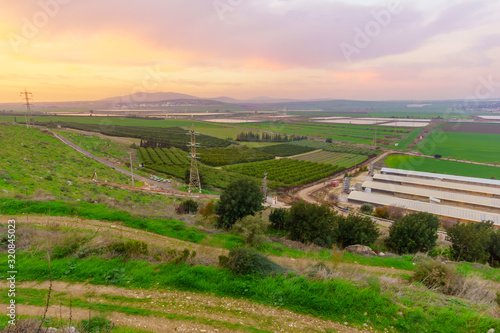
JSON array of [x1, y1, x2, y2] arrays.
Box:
[[2, 92, 494, 112]]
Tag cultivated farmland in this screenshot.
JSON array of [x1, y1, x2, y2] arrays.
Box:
[[417, 129, 500, 163], [385, 155, 500, 180], [224, 159, 344, 187], [291, 150, 367, 168]]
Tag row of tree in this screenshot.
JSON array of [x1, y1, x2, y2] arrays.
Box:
[[236, 131, 307, 142]]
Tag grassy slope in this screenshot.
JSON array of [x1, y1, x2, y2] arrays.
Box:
[[385, 155, 500, 180]]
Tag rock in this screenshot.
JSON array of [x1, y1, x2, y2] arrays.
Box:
[[67, 181, 73, 186], [344, 245, 376, 257], [378, 252, 385, 257], [487, 329, 494, 333]]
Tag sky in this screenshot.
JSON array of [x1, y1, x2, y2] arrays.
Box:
[[1, 0, 500, 102]]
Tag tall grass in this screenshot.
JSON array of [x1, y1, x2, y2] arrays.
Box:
[[6, 252, 500, 333]]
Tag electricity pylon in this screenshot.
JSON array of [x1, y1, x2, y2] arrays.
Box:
[[20, 89, 34, 128], [262, 172, 268, 200], [187, 129, 201, 193]]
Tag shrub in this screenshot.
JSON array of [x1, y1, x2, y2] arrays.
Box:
[[183, 199, 199, 214], [385, 212, 440, 254], [287, 201, 338, 248], [269, 208, 288, 230], [199, 200, 215, 219], [387, 205, 407, 220], [220, 247, 285, 277], [360, 203, 374, 214], [373, 206, 390, 219], [108, 240, 148, 258], [232, 214, 269, 247], [335, 214, 380, 248], [412, 260, 463, 295], [446, 221, 494, 263]]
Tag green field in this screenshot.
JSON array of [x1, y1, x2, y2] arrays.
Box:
[[291, 150, 367, 168], [238, 121, 413, 146], [385, 155, 500, 180], [417, 131, 500, 163], [0, 115, 245, 140]]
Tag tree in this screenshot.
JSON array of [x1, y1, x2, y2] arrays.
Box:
[[199, 200, 215, 220], [488, 228, 500, 267], [360, 204, 374, 214], [446, 221, 494, 263], [183, 199, 199, 214], [269, 208, 288, 230], [385, 212, 440, 254], [215, 178, 263, 229], [287, 201, 338, 247], [232, 214, 269, 247], [336, 214, 380, 248], [373, 206, 390, 219]]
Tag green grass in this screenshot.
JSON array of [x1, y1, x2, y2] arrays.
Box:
[[417, 131, 500, 163], [4, 252, 499, 333], [55, 130, 132, 159], [385, 155, 500, 180], [0, 198, 242, 249]]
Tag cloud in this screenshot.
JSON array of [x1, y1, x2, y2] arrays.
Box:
[[2, 0, 498, 69]]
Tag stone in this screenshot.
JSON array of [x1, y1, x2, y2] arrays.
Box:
[[344, 245, 376, 257]]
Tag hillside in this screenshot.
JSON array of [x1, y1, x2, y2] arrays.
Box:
[[0, 124, 499, 332]]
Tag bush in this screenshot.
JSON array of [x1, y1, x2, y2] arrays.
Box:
[[412, 260, 463, 295], [232, 214, 269, 247], [360, 203, 374, 214], [183, 199, 199, 214], [385, 212, 440, 254], [199, 200, 215, 219], [387, 205, 407, 220], [108, 240, 148, 258], [373, 206, 390, 219], [220, 247, 285, 277], [446, 221, 494, 263], [335, 214, 380, 248], [269, 208, 288, 230], [287, 201, 338, 248]]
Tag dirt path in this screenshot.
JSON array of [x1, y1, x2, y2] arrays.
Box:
[[2, 281, 375, 333], [47, 129, 219, 199]]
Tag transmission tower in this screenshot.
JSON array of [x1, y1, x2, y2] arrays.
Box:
[[20, 89, 34, 128], [187, 129, 201, 193], [372, 127, 377, 147]]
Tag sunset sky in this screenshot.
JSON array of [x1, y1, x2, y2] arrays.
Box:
[[1, 0, 500, 102]]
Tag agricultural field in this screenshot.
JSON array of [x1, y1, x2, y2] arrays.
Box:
[[255, 143, 317, 157], [238, 121, 416, 147], [291, 150, 367, 168], [139, 146, 259, 190], [198, 147, 274, 166], [46, 122, 231, 149], [224, 158, 344, 187], [385, 155, 500, 180], [289, 140, 377, 155], [417, 123, 500, 163]]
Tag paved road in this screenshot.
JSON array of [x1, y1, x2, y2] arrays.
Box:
[[50, 130, 212, 198]]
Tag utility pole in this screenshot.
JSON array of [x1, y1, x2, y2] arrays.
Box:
[[262, 172, 268, 200], [20, 89, 34, 128], [372, 127, 377, 148], [187, 128, 201, 193], [129, 152, 135, 186]]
